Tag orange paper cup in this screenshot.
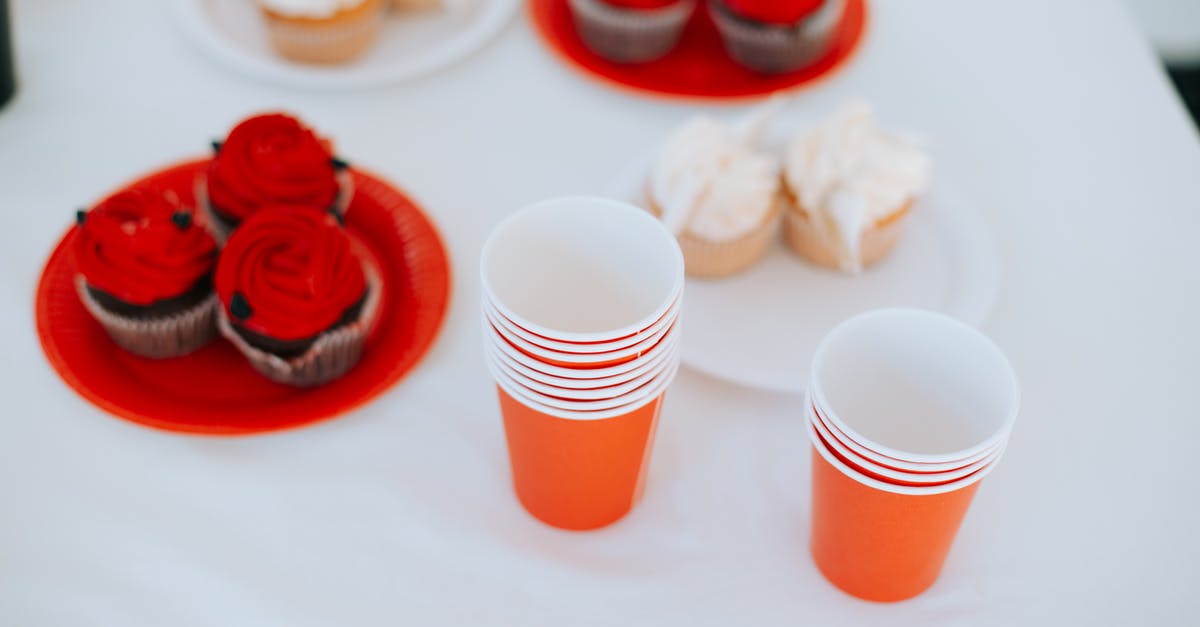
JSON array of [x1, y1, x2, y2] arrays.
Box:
[[496, 383, 666, 531], [807, 418, 993, 603]]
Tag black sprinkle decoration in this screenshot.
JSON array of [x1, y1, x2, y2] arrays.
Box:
[[327, 206, 345, 226], [171, 211, 194, 230], [211, 140, 223, 154], [330, 156, 350, 171], [229, 292, 253, 320], [75, 209, 87, 226]]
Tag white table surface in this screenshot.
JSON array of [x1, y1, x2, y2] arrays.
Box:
[[3, 0, 1199, 624]]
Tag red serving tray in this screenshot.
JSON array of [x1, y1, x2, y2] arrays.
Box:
[[35, 159, 452, 435]]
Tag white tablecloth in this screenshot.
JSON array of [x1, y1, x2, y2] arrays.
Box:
[[2, 0, 1199, 624]]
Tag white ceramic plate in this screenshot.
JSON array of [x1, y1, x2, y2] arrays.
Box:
[[170, 0, 517, 89], [609, 153, 1000, 395]]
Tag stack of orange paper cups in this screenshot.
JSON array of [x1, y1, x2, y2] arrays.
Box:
[[806, 308, 1020, 602], [480, 197, 685, 531]]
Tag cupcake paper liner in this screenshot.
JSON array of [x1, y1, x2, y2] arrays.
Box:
[[709, 0, 844, 74], [648, 193, 781, 279], [262, 1, 386, 64], [76, 277, 219, 359], [783, 199, 910, 273], [195, 170, 355, 242], [217, 261, 383, 388], [568, 0, 696, 64]]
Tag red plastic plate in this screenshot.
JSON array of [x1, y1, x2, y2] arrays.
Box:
[[35, 160, 452, 435], [527, 0, 867, 100]]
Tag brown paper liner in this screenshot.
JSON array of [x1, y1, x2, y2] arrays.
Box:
[[568, 0, 696, 64], [76, 277, 219, 359], [261, 0, 386, 64], [782, 195, 911, 273], [391, 0, 441, 11], [194, 170, 355, 243], [709, 0, 844, 74], [217, 261, 383, 387], [647, 193, 781, 279]]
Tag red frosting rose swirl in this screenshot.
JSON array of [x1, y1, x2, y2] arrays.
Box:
[[723, 0, 825, 24], [206, 113, 341, 223], [215, 205, 367, 342], [74, 188, 218, 306]]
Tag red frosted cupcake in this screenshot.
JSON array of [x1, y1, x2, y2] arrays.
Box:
[[568, 0, 696, 63], [199, 113, 353, 237], [74, 188, 220, 358], [710, 0, 844, 74], [214, 205, 379, 387]]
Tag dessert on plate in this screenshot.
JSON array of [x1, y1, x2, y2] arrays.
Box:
[[214, 205, 380, 387], [647, 98, 783, 278], [258, 0, 387, 64], [568, 0, 697, 63], [391, 0, 442, 10], [709, 0, 844, 74], [199, 113, 352, 238], [73, 188, 220, 358], [782, 101, 930, 273]]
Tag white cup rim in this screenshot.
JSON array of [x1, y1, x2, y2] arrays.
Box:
[[484, 307, 679, 364], [486, 340, 678, 400], [490, 358, 678, 421], [810, 308, 1021, 464], [487, 328, 680, 387], [484, 291, 682, 353], [489, 354, 679, 412], [486, 320, 681, 379], [479, 196, 685, 343]]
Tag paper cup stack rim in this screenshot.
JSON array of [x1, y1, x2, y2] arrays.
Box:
[[806, 308, 1019, 493], [484, 293, 682, 354]]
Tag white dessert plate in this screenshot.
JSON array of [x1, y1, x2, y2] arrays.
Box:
[[609, 152, 1000, 395], [169, 0, 517, 89]]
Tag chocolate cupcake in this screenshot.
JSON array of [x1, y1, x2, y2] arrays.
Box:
[[74, 188, 220, 358], [214, 205, 380, 387], [568, 0, 696, 64], [709, 0, 844, 74], [198, 113, 353, 238]]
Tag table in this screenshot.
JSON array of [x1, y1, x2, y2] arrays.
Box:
[[2, 0, 1199, 624]]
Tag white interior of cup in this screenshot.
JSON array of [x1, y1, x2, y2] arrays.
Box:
[[805, 417, 998, 496], [484, 291, 681, 354], [480, 197, 685, 340], [807, 399, 1003, 484], [811, 308, 1020, 463], [487, 340, 679, 401], [484, 307, 677, 364], [487, 329, 680, 389], [490, 357, 679, 420], [485, 319, 681, 379]]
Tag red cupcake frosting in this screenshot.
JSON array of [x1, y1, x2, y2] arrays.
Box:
[[206, 113, 341, 223], [723, 0, 825, 24], [74, 188, 218, 306], [602, 0, 682, 9], [215, 205, 367, 342]]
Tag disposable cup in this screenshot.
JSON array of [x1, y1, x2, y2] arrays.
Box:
[[484, 292, 682, 354], [492, 375, 673, 530], [487, 340, 678, 401], [480, 196, 685, 343], [484, 308, 678, 368], [488, 354, 680, 412], [810, 308, 1020, 465], [487, 328, 680, 389], [807, 417, 997, 602], [807, 400, 1001, 487], [486, 320, 680, 379]]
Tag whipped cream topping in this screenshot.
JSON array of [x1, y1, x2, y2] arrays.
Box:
[[784, 101, 930, 272], [649, 99, 783, 242], [258, 0, 368, 18]]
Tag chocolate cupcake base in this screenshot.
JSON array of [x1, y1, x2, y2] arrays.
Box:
[[76, 277, 219, 359], [568, 0, 696, 64], [217, 262, 382, 388], [710, 0, 844, 74]]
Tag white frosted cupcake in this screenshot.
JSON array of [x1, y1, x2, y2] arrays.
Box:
[[647, 100, 783, 279], [783, 102, 930, 273], [258, 0, 386, 65]]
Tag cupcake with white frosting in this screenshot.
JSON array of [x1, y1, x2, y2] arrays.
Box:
[[648, 100, 783, 278], [783, 102, 930, 273], [258, 0, 385, 65]]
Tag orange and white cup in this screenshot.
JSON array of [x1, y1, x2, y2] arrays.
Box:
[[480, 196, 685, 530], [806, 308, 1019, 602]]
